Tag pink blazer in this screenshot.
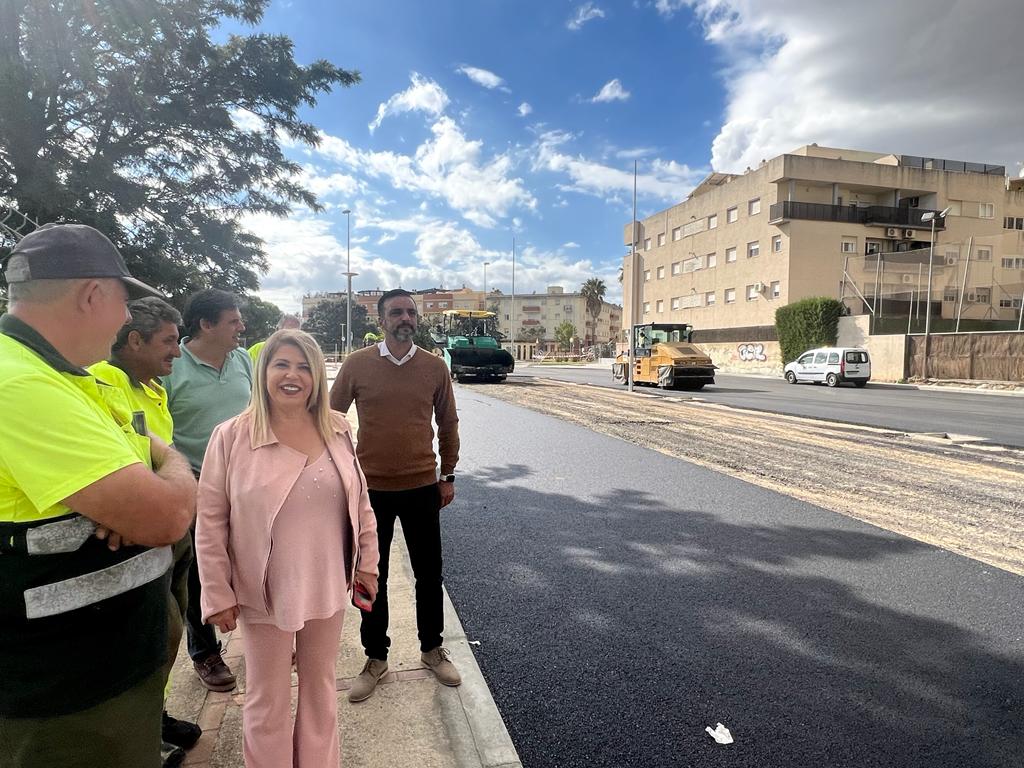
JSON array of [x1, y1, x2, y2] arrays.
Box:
[[195, 411, 379, 623]]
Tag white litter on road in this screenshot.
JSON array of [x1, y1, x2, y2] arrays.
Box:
[[705, 723, 733, 744]]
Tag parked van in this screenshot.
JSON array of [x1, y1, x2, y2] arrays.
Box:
[[783, 347, 871, 387]]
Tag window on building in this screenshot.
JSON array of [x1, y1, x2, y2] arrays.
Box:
[[748, 198, 761, 216], [943, 288, 958, 302], [644, 270, 651, 281], [706, 291, 716, 306], [656, 299, 664, 313], [672, 227, 682, 241], [771, 281, 781, 299], [841, 237, 857, 253], [976, 247, 992, 261], [726, 247, 737, 263], [656, 266, 665, 279], [946, 200, 963, 216], [724, 288, 736, 304], [746, 284, 759, 301], [726, 207, 738, 223], [708, 214, 718, 230], [1000, 297, 1023, 309], [975, 287, 991, 304], [439, 302, 448, 308], [671, 297, 681, 310], [707, 252, 717, 268], [772, 235, 782, 253], [1003, 257, 1024, 269], [747, 240, 760, 258], [658, 233, 666, 247], [865, 240, 881, 255], [671, 261, 682, 275], [644, 238, 652, 251], [643, 301, 650, 313], [426, 302, 435, 308], [979, 202, 995, 219], [1004, 216, 1024, 231]]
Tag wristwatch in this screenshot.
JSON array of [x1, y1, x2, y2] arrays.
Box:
[[440, 474, 456, 483]]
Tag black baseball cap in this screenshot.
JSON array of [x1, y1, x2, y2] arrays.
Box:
[[5, 223, 164, 300]]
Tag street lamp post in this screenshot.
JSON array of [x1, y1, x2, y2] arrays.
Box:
[[343, 209, 353, 356], [483, 261, 490, 296], [920, 206, 950, 380]]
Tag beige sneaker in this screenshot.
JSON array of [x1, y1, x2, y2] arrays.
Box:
[[348, 658, 388, 702], [421, 646, 462, 686]]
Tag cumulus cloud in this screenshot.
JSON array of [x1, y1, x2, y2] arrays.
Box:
[[517, 102, 533, 117], [532, 130, 705, 202], [567, 2, 606, 30], [456, 65, 509, 92], [590, 79, 630, 103], [674, 0, 1024, 172], [368, 73, 449, 133]]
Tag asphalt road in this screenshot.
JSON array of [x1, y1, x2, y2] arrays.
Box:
[[513, 365, 1024, 447], [443, 389, 1024, 768]]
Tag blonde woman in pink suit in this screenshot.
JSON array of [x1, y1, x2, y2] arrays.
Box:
[[196, 329, 380, 767]]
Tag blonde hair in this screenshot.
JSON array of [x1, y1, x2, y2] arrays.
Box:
[[245, 329, 335, 445]]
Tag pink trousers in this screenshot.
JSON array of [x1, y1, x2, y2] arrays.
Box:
[[241, 611, 344, 768]]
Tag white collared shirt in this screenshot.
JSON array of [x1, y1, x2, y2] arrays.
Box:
[[378, 340, 417, 366]]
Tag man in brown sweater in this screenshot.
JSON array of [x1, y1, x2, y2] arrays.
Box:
[[330, 288, 461, 702]]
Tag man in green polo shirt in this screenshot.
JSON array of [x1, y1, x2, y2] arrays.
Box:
[[89, 297, 202, 767], [163, 288, 252, 691], [0, 223, 196, 768]]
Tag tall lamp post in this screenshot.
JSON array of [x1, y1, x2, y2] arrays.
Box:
[[483, 261, 490, 297], [343, 208, 353, 356], [920, 206, 950, 380]]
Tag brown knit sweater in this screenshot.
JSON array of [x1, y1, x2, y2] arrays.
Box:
[[330, 345, 460, 491]]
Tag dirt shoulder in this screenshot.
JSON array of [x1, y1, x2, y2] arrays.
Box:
[[471, 379, 1024, 576]]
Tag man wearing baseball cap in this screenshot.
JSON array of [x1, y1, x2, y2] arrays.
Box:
[[0, 224, 197, 767]]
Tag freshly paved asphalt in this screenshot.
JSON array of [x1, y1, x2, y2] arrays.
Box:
[[515, 366, 1024, 446], [443, 388, 1024, 768]]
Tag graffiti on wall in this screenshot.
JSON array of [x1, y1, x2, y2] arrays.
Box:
[[737, 343, 767, 362]]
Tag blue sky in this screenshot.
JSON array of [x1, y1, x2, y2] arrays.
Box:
[[230, 0, 1024, 312]]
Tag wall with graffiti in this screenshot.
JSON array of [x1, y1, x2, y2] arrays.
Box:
[[701, 340, 783, 376]]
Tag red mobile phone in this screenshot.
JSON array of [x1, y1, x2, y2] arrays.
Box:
[[352, 583, 373, 612]]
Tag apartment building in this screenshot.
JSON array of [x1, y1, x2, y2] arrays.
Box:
[[623, 145, 1024, 335], [489, 286, 622, 349], [302, 286, 488, 321]]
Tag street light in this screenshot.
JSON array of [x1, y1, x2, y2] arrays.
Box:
[[343, 208, 352, 356], [483, 261, 490, 296], [920, 206, 951, 380]]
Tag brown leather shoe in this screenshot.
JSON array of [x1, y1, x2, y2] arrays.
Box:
[[193, 652, 236, 692]]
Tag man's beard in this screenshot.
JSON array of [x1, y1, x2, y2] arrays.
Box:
[[394, 325, 415, 341]]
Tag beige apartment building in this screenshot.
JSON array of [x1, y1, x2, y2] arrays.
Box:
[[489, 286, 622, 353], [622, 145, 1024, 337]]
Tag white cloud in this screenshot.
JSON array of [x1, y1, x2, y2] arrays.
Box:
[[368, 73, 449, 134], [456, 65, 509, 92], [590, 79, 630, 103], [517, 102, 533, 117], [679, 0, 1024, 172], [298, 165, 360, 198], [567, 2, 606, 30], [317, 117, 535, 227], [533, 130, 705, 202], [562, 242, 581, 248], [615, 147, 657, 160], [230, 108, 265, 133]]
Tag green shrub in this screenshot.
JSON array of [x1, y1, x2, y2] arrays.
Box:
[[775, 297, 844, 363]]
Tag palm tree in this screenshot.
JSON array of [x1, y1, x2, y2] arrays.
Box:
[[580, 278, 607, 346]]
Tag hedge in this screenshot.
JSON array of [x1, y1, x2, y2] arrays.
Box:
[[775, 297, 844, 363]]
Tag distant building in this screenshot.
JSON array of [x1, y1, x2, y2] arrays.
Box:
[[490, 286, 621, 355]]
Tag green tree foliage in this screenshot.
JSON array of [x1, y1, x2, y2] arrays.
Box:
[[554, 321, 577, 351], [303, 300, 372, 354], [241, 296, 282, 346], [519, 325, 545, 342], [580, 278, 606, 344], [775, 297, 844, 363], [0, 0, 358, 299]]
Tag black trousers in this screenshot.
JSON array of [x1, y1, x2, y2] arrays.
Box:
[[361, 484, 444, 660], [184, 524, 221, 661]]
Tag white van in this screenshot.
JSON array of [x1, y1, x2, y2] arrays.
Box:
[[783, 347, 871, 388]]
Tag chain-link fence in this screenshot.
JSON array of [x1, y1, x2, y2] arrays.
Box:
[[840, 237, 1023, 335]]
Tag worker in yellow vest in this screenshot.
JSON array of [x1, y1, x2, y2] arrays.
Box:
[[0, 224, 196, 768], [90, 296, 201, 767], [248, 313, 301, 367]]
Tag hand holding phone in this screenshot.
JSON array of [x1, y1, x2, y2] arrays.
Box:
[[352, 583, 373, 612]]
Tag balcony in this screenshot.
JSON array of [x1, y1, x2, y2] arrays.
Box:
[[769, 201, 946, 229], [522, 305, 541, 313]]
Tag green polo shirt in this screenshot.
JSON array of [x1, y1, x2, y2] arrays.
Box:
[[89, 360, 175, 444], [0, 315, 149, 524], [162, 339, 252, 472]]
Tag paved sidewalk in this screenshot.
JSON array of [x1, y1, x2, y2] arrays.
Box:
[[166, 530, 520, 768]]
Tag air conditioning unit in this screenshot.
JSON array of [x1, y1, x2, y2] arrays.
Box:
[[885, 227, 900, 238], [753, 281, 765, 293], [904, 229, 917, 239], [902, 274, 915, 284], [945, 255, 958, 265]]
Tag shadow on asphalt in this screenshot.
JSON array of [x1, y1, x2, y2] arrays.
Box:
[[444, 472, 1023, 768]]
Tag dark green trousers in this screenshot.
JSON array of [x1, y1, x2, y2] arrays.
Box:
[[0, 669, 163, 768], [163, 532, 194, 694]]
